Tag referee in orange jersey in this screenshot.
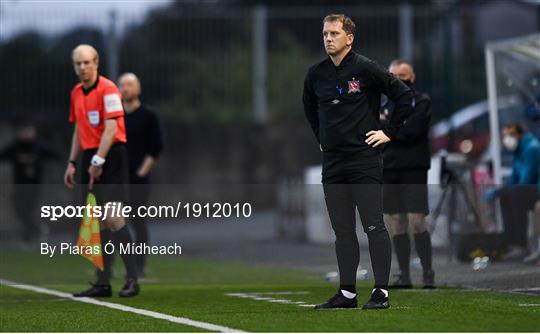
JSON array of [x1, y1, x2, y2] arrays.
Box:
[[64, 44, 139, 297]]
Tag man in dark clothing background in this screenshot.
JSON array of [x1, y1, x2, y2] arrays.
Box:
[[119, 72, 164, 277], [380, 59, 435, 289], [303, 14, 413, 310], [0, 124, 57, 244]]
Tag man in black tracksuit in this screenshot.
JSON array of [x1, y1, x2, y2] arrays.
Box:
[[119, 73, 164, 277], [380, 59, 435, 289], [303, 14, 413, 310]]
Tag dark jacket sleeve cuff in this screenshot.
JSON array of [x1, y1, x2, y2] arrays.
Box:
[[382, 128, 394, 140]]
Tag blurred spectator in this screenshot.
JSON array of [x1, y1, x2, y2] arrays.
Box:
[[0, 123, 58, 243], [485, 124, 540, 260], [381, 59, 435, 289], [119, 72, 164, 277]]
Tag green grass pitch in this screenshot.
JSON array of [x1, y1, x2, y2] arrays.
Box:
[[1, 251, 538, 332]]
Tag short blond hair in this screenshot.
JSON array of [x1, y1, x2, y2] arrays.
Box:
[[72, 44, 99, 62]]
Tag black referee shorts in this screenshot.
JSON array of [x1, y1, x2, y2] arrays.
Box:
[[383, 168, 429, 215], [80, 143, 130, 205]]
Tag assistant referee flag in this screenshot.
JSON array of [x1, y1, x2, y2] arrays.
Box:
[[76, 192, 104, 271]]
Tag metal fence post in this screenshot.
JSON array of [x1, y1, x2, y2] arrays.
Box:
[[253, 5, 268, 124], [106, 10, 119, 82], [399, 2, 414, 61]]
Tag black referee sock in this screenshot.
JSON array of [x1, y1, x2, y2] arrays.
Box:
[[393, 233, 411, 278], [96, 229, 112, 285], [113, 226, 138, 281], [414, 231, 433, 272]]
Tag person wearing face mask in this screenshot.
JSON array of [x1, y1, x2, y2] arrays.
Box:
[[485, 124, 540, 260], [380, 59, 434, 289]]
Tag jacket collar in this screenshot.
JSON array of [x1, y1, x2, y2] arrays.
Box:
[[82, 75, 100, 96], [328, 49, 355, 68]]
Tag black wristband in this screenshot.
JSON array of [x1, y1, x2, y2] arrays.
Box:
[[69, 160, 77, 167]]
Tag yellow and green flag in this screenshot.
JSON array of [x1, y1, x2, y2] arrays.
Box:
[[76, 192, 104, 271]]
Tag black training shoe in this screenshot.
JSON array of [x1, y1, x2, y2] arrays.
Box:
[[119, 278, 140, 297], [362, 289, 389, 309], [422, 270, 436, 289], [73, 283, 112, 297], [314, 291, 357, 309], [389, 274, 413, 289]]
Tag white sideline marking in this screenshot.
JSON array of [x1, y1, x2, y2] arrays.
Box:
[[247, 291, 310, 295], [1, 279, 244, 333], [225, 291, 312, 309], [268, 299, 296, 304], [252, 297, 274, 301], [226, 292, 416, 310], [297, 304, 316, 307], [518, 304, 540, 307]]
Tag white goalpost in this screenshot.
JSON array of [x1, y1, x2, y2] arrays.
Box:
[[485, 33, 540, 185]]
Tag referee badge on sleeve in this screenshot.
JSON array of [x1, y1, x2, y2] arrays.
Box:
[[87, 110, 100, 127], [104, 94, 123, 113]]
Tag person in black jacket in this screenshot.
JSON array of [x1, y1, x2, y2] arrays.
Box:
[[119, 72, 164, 277], [381, 59, 434, 289], [0, 123, 58, 243], [303, 14, 413, 310]]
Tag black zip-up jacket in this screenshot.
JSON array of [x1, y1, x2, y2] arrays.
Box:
[[381, 88, 432, 170], [303, 50, 413, 154]]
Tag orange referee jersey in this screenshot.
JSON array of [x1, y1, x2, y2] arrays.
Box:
[[69, 75, 127, 150]]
